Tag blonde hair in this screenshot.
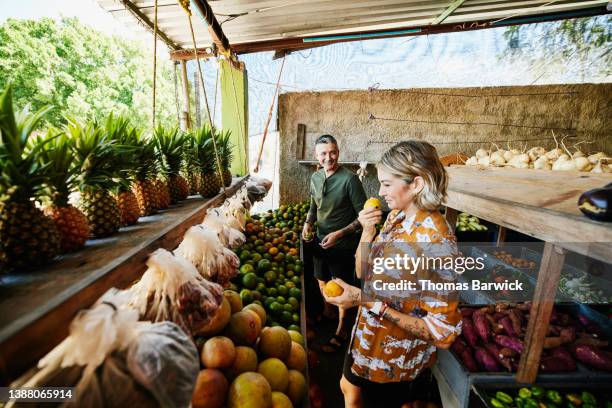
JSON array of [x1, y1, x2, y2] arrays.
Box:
[[377, 141, 448, 210]]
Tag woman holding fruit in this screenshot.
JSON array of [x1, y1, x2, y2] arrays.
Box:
[[323, 140, 462, 408]]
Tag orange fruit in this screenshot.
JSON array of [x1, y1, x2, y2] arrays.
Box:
[[324, 281, 344, 297]]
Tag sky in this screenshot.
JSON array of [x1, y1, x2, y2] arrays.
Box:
[[0, 0, 136, 38]]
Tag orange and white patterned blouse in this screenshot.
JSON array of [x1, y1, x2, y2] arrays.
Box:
[[349, 208, 462, 383]]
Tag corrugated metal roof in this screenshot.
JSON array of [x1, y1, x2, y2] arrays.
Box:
[[95, 0, 609, 53]]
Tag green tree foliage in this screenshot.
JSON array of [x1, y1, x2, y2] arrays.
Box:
[[0, 17, 179, 129], [502, 16, 611, 81]]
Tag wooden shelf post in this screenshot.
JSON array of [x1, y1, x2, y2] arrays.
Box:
[[516, 242, 566, 383], [445, 207, 458, 234]]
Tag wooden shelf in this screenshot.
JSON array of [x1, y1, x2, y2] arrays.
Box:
[[446, 166, 612, 263], [0, 177, 248, 384], [445, 166, 612, 383]]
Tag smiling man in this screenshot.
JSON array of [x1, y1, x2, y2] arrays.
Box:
[[302, 134, 367, 352]]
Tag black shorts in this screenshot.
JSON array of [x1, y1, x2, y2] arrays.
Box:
[[311, 236, 357, 285], [342, 346, 433, 407]]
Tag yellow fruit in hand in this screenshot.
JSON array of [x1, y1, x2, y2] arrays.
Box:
[[324, 281, 344, 297], [364, 198, 381, 210]]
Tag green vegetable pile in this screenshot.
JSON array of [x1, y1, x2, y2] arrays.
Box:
[[488, 386, 611, 408]]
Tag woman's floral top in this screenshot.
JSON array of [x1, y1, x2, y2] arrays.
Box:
[[349, 208, 462, 383]]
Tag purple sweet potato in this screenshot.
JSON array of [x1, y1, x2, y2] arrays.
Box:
[[474, 347, 500, 372], [572, 344, 612, 372], [507, 309, 522, 335], [451, 338, 467, 354], [460, 308, 474, 317], [486, 313, 504, 334], [472, 310, 490, 343], [499, 316, 517, 337], [459, 348, 479, 372], [494, 335, 524, 354], [483, 343, 513, 372], [551, 346, 576, 369], [499, 347, 517, 358], [462, 317, 479, 348], [540, 356, 577, 372]]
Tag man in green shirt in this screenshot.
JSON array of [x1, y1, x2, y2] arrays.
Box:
[[302, 134, 366, 351]]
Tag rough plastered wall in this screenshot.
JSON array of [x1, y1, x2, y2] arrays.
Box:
[[277, 83, 612, 204]]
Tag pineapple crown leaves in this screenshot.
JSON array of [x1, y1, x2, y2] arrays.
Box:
[[0, 85, 54, 202], [133, 133, 158, 181], [192, 125, 217, 173], [153, 125, 185, 177], [34, 129, 78, 207], [66, 118, 132, 193], [104, 113, 141, 192], [216, 129, 233, 169]]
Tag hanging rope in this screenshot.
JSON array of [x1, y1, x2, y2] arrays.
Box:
[[151, 0, 159, 129], [173, 61, 180, 127], [178, 0, 225, 191], [227, 55, 248, 175], [253, 56, 286, 173]]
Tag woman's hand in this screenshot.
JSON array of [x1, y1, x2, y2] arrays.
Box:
[[322, 278, 361, 310], [358, 208, 382, 232]]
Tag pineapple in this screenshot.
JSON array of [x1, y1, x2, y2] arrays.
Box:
[[154, 126, 189, 203], [0, 86, 60, 271], [68, 120, 122, 238], [193, 126, 222, 198], [116, 189, 139, 226], [132, 135, 159, 216], [105, 114, 140, 226], [217, 129, 234, 187], [36, 130, 91, 252], [155, 178, 171, 209]]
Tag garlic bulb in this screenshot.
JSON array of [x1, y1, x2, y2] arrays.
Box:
[[475, 148, 489, 159], [466, 156, 478, 166], [533, 156, 551, 170]]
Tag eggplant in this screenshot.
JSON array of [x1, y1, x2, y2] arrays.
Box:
[[578, 183, 612, 222]]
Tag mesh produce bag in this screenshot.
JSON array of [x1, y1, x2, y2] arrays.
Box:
[[130, 248, 224, 336], [24, 289, 198, 408], [174, 225, 239, 286]]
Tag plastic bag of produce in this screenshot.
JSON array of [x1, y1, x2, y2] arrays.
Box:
[[127, 322, 199, 407], [174, 225, 239, 285], [201, 207, 246, 248], [25, 289, 198, 408], [130, 249, 224, 336]]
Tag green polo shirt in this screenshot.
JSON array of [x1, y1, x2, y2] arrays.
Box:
[[306, 166, 367, 249]]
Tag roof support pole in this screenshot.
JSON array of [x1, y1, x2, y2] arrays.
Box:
[[179, 60, 192, 131]]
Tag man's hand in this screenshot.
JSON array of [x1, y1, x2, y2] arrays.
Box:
[[358, 208, 383, 232], [320, 230, 343, 249], [322, 278, 361, 310], [302, 222, 314, 241]]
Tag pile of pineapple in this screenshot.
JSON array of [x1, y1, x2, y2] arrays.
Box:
[[0, 85, 235, 273]]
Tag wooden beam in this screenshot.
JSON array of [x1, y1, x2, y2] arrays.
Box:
[[170, 48, 216, 60], [179, 60, 192, 131], [516, 243, 566, 383], [445, 207, 458, 235], [192, 0, 231, 52], [432, 0, 467, 24], [119, 0, 180, 50]]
